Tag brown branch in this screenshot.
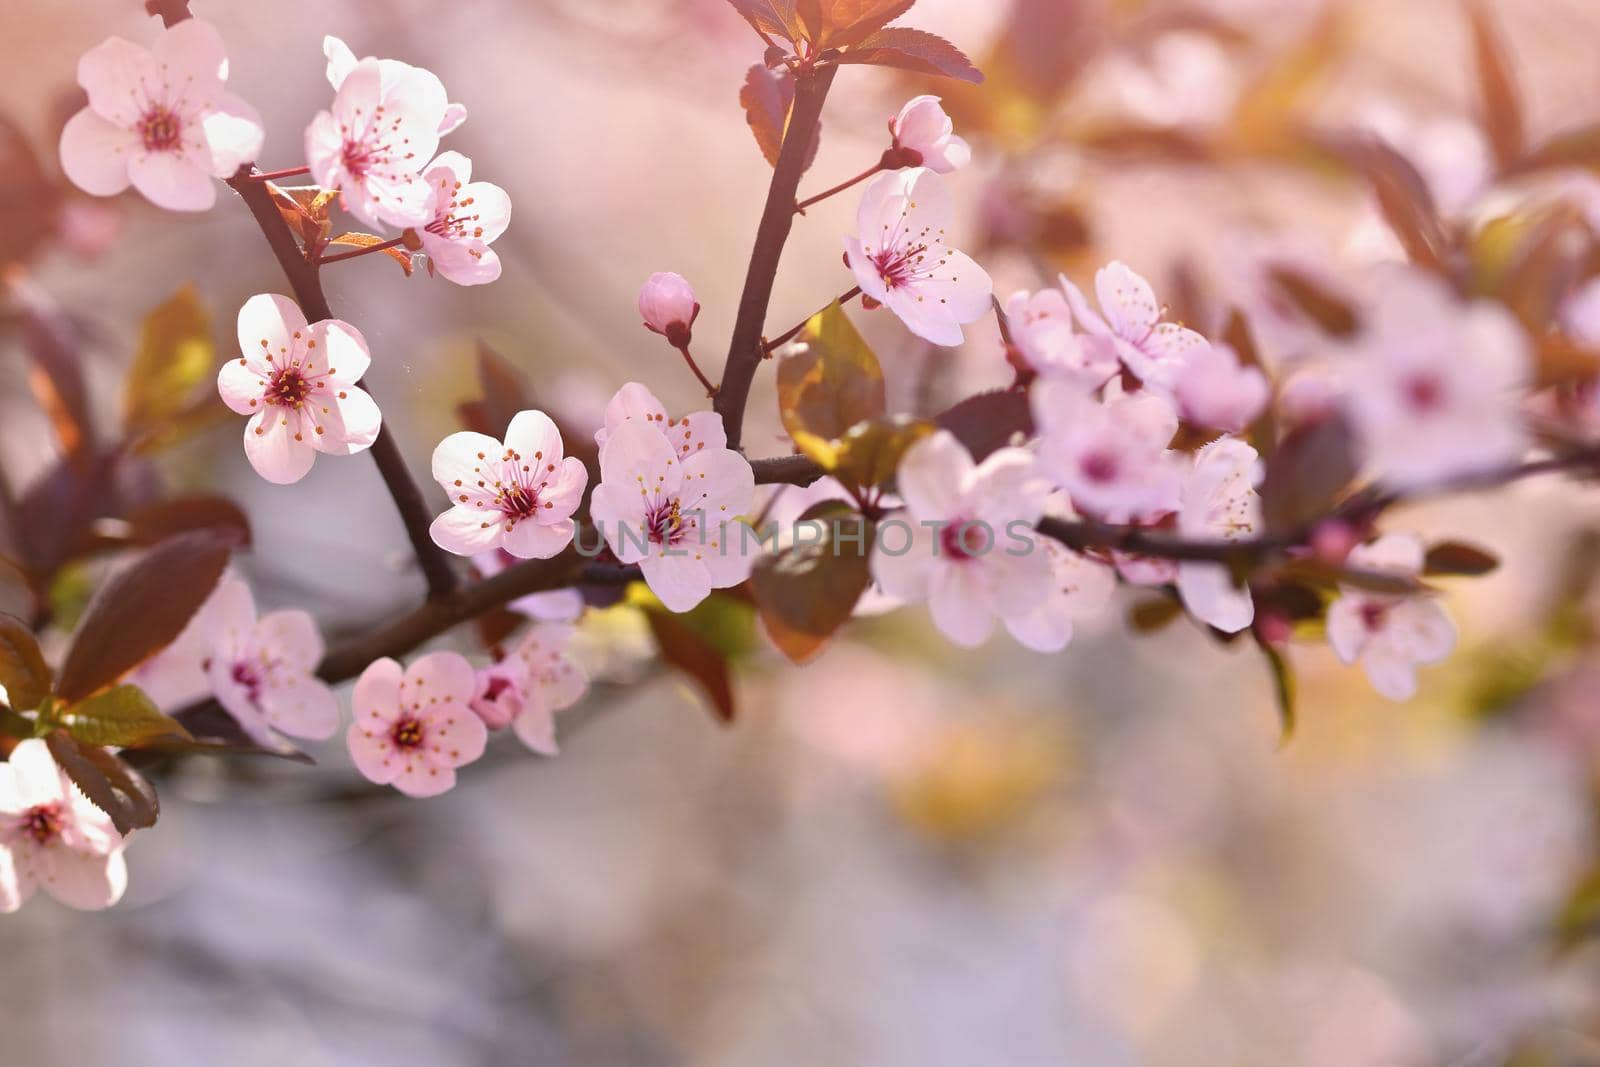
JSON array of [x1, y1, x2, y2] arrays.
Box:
[[714, 64, 839, 452]]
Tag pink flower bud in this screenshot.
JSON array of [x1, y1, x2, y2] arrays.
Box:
[[1310, 520, 1361, 566], [469, 661, 526, 731], [638, 272, 699, 347], [887, 95, 971, 174]]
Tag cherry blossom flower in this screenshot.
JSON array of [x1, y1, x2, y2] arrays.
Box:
[[1004, 288, 1118, 387], [217, 294, 381, 485], [844, 168, 993, 347], [593, 382, 726, 461], [469, 623, 588, 754], [473, 550, 584, 621], [638, 273, 700, 346], [322, 36, 467, 135], [305, 42, 453, 230], [1031, 378, 1181, 522], [1561, 276, 1600, 348], [429, 410, 588, 559], [59, 19, 264, 212], [871, 431, 1052, 648], [1061, 261, 1208, 393], [1174, 342, 1269, 432], [1174, 437, 1263, 634], [1003, 497, 1117, 652], [887, 96, 971, 173], [197, 577, 340, 742], [0, 740, 127, 912], [1342, 269, 1528, 490], [1327, 534, 1457, 701], [347, 653, 488, 798], [414, 152, 510, 285], [589, 418, 756, 612]]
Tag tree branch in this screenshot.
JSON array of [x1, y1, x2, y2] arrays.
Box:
[[714, 64, 839, 452]]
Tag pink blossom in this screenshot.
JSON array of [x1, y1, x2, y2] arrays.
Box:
[[844, 168, 993, 347], [1174, 342, 1269, 432], [1175, 438, 1263, 634], [871, 431, 1052, 648], [638, 273, 700, 346], [1061, 261, 1209, 393], [1561, 277, 1600, 348], [429, 410, 588, 559], [415, 152, 510, 285], [1003, 497, 1116, 652], [472, 550, 584, 621], [347, 653, 488, 798], [305, 42, 453, 231], [322, 36, 467, 136], [1004, 288, 1118, 387], [59, 19, 264, 212], [217, 294, 381, 485], [1342, 269, 1528, 490], [593, 382, 727, 461], [0, 740, 127, 912], [469, 623, 588, 754], [589, 418, 756, 612], [888, 96, 971, 173], [1327, 534, 1457, 701], [1031, 378, 1181, 522]]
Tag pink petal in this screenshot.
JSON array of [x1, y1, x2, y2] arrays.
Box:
[[678, 448, 755, 517], [504, 409, 564, 464], [896, 431, 972, 522], [512, 705, 559, 756], [36, 846, 126, 911], [322, 35, 358, 89], [255, 610, 323, 669], [347, 722, 402, 785], [438, 103, 468, 136], [502, 517, 574, 560], [217, 356, 265, 416], [311, 386, 382, 456], [259, 676, 340, 741], [431, 505, 504, 557], [128, 151, 216, 212], [1094, 261, 1161, 341], [151, 18, 229, 89], [199, 93, 264, 177], [538, 456, 590, 518], [237, 294, 307, 359], [599, 418, 683, 495], [77, 36, 157, 124], [464, 180, 511, 243], [639, 554, 714, 613], [58, 109, 134, 197], [928, 565, 996, 647], [243, 409, 316, 484]]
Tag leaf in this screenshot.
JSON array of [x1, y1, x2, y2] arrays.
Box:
[[164, 702, 314, 763], [15, 289, 94, 459], [1266, 267, 1358, 337], [270, 184, 334, 247], [0, 614, 51, 712], [838, 26, 984, 83], [752, 503, 873, 664], [1467, 0, 1524, 172], [54, 531, 232, 704], [826, 0, 916, 49], [777, 300, 886, 466], [54, 684, 191, 749], [1259, 414, 1359, 534], [44, 730, 159, 835], [739, 65, 821, 172], [1254, 635, 1297, 744], [328, 232, 414, 275], [1424, 541, 1501, 577], [1128, 596, 1183, 633], [1333, 137, 1451, 273], [726, 0, 804, 45], [833, 416, 935, 492], [115, 496, 252, 550], [1518, 121, 1600, 173], [644, 608, 737, 724], [934, 389, 1033, 461], [123, 285, 215, 437], [456, 342, 534, 438]]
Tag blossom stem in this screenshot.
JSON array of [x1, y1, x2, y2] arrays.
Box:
[[674, 343, 719, 398], [763, 286, 862, 353], [794, 162, 885, 214], [247, 165, 312, 183], [222, 163, 461, 600], [315, 236, 408, 266], [715, 64, 839, 452]]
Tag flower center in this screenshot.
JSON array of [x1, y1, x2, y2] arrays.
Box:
[[496, 481, 540, 520], [940, 521, 986, 562], [1402, 373, 1445, 413], [425, 181, 484, 242], [20, 803, 63, 846], [481, 675, 514, 702], [230, 660, 263, 702], [646, 498, 684, 546], [1080, 451, 1120, 485], [872, 241, 931, 291], [137, 106, 182, 153], [264, 366, 314, 408], [1359, 601, 1389, 632], [391, 717, 425, 749]]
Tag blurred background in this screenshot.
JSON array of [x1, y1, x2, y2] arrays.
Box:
[[3, 0, 1600, 1063]]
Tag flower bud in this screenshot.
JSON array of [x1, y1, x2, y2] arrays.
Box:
[[638, 272, 700, 347], [469, 661, 525, 730], [887, 95, 971, 174]]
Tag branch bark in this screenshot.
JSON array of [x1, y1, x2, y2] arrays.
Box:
[[714, 64, 839, 452]]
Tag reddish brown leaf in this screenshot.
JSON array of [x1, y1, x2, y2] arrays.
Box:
[[727, 0, 804, 45], [1467, 0, 1524, 172], [0, 614, 51, 712], [838, 26, 983, 83], [935, 389, 1033, 461], [101, 496, 252, 551], [1267, 267, 1358, 337], [751, 503, 872, 664], [328, 232, 414, 275], [824, 0, 916, 48], [644, 609, 736, 724], [44, 730, 159, 834], [1424, 541, 1500, 577], [1260, 414, 1359, 533], [54, 531, 232, 704], [740, 64, 820, 173]]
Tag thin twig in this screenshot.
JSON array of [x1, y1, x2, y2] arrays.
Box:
[[763, 285, 862, 353]]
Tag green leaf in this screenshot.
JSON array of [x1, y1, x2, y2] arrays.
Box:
[[43, 730, 160, 835], [1254, 635, 1297, 744], [777, 300, 886, 467], [54, 531, 232, 704], [55, 685, 192, 748], [1424, 541, 1501, 577], [124, 285, 215, 439], [0, 613, 51, 712], [833, 416, 935, 493], [752, 503, 874, 664]]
